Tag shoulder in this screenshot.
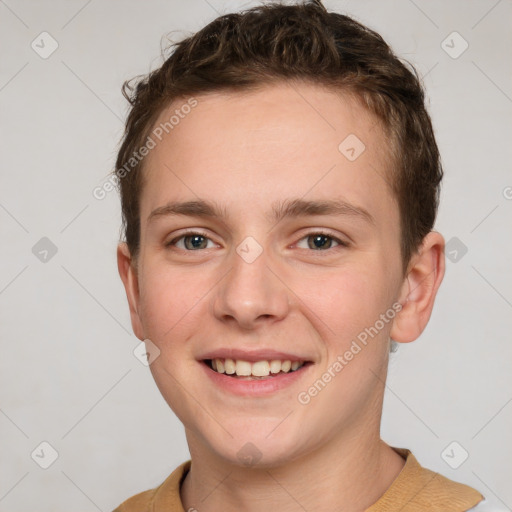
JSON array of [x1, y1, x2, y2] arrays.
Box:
[[113, 488, 156, 512], [413, 466, 485, 511], [112, 460, 191, 512], [368, 448, 485, 512]]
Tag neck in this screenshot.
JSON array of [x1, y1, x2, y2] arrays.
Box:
[[181, 420, 405, 512]]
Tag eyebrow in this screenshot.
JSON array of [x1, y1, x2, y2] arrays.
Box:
[[147, 198, 375, 226]]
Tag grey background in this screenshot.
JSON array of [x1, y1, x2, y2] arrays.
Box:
[[0, 0, 511, 510]]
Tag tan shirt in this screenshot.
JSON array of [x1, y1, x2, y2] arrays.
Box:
[[113, 447, 484, 512]]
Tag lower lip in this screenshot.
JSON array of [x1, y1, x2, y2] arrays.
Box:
[[200, 361, 312, 396]]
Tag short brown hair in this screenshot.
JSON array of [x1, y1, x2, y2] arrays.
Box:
[[114, 0, 442, 274]]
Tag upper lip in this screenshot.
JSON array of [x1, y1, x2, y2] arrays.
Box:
[[198, 348, 312, 363]]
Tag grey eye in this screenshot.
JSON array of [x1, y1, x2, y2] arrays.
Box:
[[169, 232, 215, 250], [296, 233, 342, 251]]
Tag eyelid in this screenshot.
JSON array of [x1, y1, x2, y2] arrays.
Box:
[[166, 228, 349, 252], [166, 229, 217, 248], [293, 230, 350, 250]]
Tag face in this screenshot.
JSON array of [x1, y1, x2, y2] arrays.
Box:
[[120, 81, 410, 467]]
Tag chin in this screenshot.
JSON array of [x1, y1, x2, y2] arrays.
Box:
[[197, 418, 309, 468]]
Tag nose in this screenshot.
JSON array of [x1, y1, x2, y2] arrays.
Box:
[[211, 245, 290, 330]]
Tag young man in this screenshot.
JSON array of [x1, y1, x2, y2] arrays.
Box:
[[113, 1, 485, 510]]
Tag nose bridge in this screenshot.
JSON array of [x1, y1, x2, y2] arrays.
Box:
[[212, 238, 290, 329]]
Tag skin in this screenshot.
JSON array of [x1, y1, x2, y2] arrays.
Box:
[[117, 80, 445, 511]]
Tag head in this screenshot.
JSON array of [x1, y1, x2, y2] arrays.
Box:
[[116, 1, 445, 467]]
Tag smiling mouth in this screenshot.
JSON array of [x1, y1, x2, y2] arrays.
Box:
[[204, 358, 312, 379]]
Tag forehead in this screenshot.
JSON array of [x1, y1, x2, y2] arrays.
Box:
[[141, 81, 396, 225]]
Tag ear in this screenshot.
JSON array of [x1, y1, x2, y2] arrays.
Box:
[[390, 231, 445, 343], [117, 242, 145, 341]]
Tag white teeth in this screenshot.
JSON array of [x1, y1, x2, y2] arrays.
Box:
[[210, 358, 304, 377], [235, 360, 252, 376], [224, 358, 236, 374], [216, 359, 225, 374], [269, 360, 282, 374], [252, 360, 270, 377]]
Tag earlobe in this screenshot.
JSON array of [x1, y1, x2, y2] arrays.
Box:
[[390, 231, 445, 344], [117, 242, 145, 341]]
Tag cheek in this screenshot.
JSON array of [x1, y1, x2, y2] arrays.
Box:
[[137, 264, 210, 346], [298, 266, 394, 348], [292, 270, 395, 426]]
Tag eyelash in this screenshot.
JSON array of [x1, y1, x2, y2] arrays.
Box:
[[166, 230, 349, 253]]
